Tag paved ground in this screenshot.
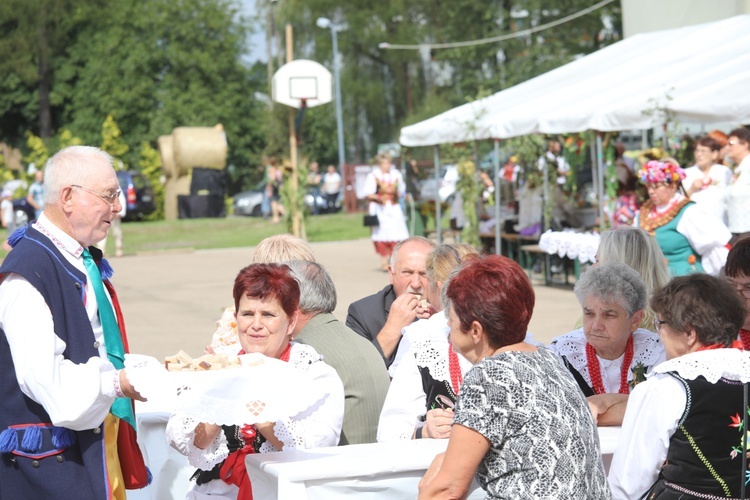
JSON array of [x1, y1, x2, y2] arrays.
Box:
[[113, 238, 581, 361]]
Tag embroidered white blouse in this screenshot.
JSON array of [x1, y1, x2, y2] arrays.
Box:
[[548, 328, 665, 393], [608, 349, 750, 499], [166, 342, 344, 497]]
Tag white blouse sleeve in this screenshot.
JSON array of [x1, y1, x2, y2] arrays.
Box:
[[676, 204, 730, 275], [363, 170, 377, 197], [608, 374, 684, 499], [165, 414, 229, 471], [265, 357, 344, 452], [377, 350, 426, 442], [0, 274, 116, 431]]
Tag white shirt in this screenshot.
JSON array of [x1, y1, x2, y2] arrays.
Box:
[[682, 163, 733, 223], [378, 316, 473, 442], [0, 214, 118, 430], [727, 154, 750, 233], [548, 328, 665, 392], [166, 342, 344, 499], [323, 171, 342, 195], [608, 349, 750, 499]]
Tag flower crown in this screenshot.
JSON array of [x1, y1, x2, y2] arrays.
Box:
[[637, 160, 686, 184]]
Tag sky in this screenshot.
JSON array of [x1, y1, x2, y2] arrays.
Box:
[[240, 0, 267, 63]]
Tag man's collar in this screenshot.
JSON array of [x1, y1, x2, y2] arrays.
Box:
[[34, 213, 85, 259]]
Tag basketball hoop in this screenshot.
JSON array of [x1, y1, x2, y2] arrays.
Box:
[[272, 60, 332, 109]]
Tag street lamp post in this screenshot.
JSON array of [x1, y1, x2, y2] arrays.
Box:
[[316, 17, 346, 175]]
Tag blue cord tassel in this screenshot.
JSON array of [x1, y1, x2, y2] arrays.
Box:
[[99, 258, 114, 281], [7, 225, 27, 247], [146, 467, 153, 485], [20, 426, 42, 453], [0, 428, 18, 453], [51, 427, 75, 449]]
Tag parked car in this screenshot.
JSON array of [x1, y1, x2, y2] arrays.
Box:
[[117, 170, 156, 221], [418, 164, 458, 203], [304, 188, 342, 214], [12, 198, 35, 226], [232, 182, 265, 217]]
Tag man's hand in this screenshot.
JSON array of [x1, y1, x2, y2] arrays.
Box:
[[119, 369, 146, 402], [415, 298, 435, 320], [422, 408, 454, 439], [386, 292, 420, 330]]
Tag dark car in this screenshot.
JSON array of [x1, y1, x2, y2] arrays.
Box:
[[12, 198, 36, 226], [117, 170, 156, 221]]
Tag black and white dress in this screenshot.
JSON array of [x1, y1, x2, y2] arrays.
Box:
[[453, 347, 611, 499]]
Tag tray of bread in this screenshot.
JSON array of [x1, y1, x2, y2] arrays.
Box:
[[124, 351, 326, 425]]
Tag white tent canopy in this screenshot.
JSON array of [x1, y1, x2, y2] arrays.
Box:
[[399, 15, 750, 147]]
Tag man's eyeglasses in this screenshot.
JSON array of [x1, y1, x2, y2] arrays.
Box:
[[728, 278, 750, 299], [71, 184, 122, 208], [653, 319, 669, 332]]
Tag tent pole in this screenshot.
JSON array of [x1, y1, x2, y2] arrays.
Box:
[[494, 139, 501, 255], [596, 132, 605, 231], [434, 146, 442, 244]]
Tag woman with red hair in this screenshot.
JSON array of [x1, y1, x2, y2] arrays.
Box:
[[419, 255, 609, 499], [166, 264, 344, 500]]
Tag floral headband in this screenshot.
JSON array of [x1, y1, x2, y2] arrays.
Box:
[[637, 160, 686, 184]]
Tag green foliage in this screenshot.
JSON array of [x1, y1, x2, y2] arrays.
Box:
[[137, 141, 164, 221], [100, 114, 129, 166], [24, 132, 49, 168], [456, 160, 481, 247]]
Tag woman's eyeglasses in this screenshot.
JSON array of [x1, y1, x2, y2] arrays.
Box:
[[728, 278, 750, 299], [653, 319, 669, 332]]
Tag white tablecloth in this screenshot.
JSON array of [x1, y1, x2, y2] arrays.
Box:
[[129, 400, 620, 500], [538, 229, 601, 264]]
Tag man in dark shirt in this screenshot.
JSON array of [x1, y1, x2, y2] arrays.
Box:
[[346, 236, 436, 367]]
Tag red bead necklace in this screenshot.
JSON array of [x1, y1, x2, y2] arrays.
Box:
[[585, 335, 634, 395], [739, 329, 750, 351], [447, 346, 463, 395]]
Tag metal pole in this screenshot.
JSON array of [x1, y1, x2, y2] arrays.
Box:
[[596, 133, 605, 231], [331, 28, 346, 174], [433, 146, 442, 244], [494, 139, 501, 255]]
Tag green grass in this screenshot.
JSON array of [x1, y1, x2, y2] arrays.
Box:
[[1, 212, 371, 258]]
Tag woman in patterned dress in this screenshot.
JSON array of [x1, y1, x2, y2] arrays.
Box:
[[166, 264, 344, 500], [419, 255, 610, 499], [549, 262, 666, 426], [634, 159, 730, 276], [609, 273, 749, 499]]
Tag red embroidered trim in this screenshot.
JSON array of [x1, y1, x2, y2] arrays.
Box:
[[238, 342, 293, 361], [697, 340, 744, 351], [739, 330, 750, 351], [585, 335, 634, 395], [448, 346, 463, 395]]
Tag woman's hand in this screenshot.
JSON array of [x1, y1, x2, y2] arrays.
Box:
[[422, 408, 454, 439], [587, 393, 628, 426], [255, 421, 285, 450], [193, 422, 222, 449], [418, 452, 445, 497]]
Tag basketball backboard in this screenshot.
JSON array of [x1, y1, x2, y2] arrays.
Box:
[[272, 60, 333, 109]]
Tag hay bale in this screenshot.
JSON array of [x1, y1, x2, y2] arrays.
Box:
[[158, 135, 176, 178], [172, 125, 227, 175]]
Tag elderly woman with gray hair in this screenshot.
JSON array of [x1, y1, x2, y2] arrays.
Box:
[[549, 261, 666, 426]]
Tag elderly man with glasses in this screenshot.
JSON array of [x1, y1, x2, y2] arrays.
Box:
[[726, 127, 750, 244], [0, 146, 148, 499]]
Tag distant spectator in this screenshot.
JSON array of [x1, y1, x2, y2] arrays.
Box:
[[726, 127, 750, 244], [307, 162, 322, 215], [26, 170, 45, 219], [322, 165, 341, 212], [707, 129, 729, 164], [682, 136, 732, 223], [1, 189, 16, 251]]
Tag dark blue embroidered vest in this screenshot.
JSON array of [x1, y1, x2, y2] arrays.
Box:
[[0, 226, 110, 499]]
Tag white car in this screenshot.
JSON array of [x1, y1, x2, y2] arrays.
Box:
[[418, 164, 458, 202]]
